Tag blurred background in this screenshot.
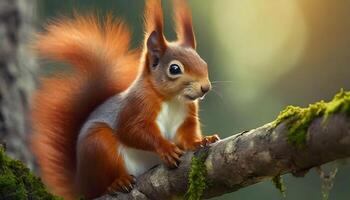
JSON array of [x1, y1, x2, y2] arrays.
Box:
[[1, 0, 350, 199]]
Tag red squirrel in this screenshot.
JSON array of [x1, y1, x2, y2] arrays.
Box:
[[31, 0, 219, 199]]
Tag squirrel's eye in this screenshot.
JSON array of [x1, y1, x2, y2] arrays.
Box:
[[169, 64, 182, 75], [167, 60, 184, 79]]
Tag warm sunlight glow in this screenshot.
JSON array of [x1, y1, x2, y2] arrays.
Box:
[[212, 0, 308, 101]]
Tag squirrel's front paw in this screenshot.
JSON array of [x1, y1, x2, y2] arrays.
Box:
[[107, 174, 136, 194], [200, 134, 220, 146], [157, 142, 184, 168], [189, 134, 220, 150]]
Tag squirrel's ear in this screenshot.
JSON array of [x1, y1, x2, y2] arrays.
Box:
[[144, 0, 165, 42], [144, 0, 166, 68], [147, 31, 166, 68], [173, 0, 196, 49]]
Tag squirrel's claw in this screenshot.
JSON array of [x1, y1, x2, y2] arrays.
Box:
[[107, 174, 136, 194], [157, 142, 183, 169], [201, 134, 220, 146]]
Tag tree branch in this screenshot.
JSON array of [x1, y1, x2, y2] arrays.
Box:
[[97, 113, 350, 200]]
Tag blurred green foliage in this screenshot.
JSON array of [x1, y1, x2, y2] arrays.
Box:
[[36, 0, 350, 199]]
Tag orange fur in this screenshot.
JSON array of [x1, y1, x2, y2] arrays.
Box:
[[175, 103, 219, 149], [76, 123, 130, 199], [31, 15, 138, 199], [116, 76, 165, 151], [175, 102, 202, 150]]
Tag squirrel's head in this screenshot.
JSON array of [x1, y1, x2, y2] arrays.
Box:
[[143, 0, 211, 102]]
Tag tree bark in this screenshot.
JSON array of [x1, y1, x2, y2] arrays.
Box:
[[0, 0, 37, 168], [97, 114, 350, 200]]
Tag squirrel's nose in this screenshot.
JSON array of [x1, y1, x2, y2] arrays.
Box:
[[201, 84, 211, 95]]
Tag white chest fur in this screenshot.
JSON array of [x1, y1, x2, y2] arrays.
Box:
[[120, 99, 188, 176], [156, 99, 188, 140]]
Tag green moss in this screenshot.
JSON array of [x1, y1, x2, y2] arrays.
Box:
[[272, 89, 350, 149], [271, 175, 286, 198], [0, 173, 27, 200], [324, 89, 350, 118], [185, 151, 209, 200], [272, 102, 327, 149], [0, 147, 62, 200]]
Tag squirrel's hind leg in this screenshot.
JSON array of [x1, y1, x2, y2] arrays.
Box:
[[76, 122, 134, 199]]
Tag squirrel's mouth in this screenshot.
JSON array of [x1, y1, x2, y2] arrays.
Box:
[[184, 93, 206, 101], [184, 95, 198, 101]]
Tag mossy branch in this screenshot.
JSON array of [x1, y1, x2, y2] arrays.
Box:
[[88, 90, 350, 199]]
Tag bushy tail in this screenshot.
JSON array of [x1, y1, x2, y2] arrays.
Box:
[[31, 15, 139, 199]]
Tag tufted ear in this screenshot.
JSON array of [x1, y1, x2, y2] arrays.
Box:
[[144, 0, 167, 68], [144, 0, 166, 43], [173, 0, 196, 49], [146, 30, 166, 68]]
